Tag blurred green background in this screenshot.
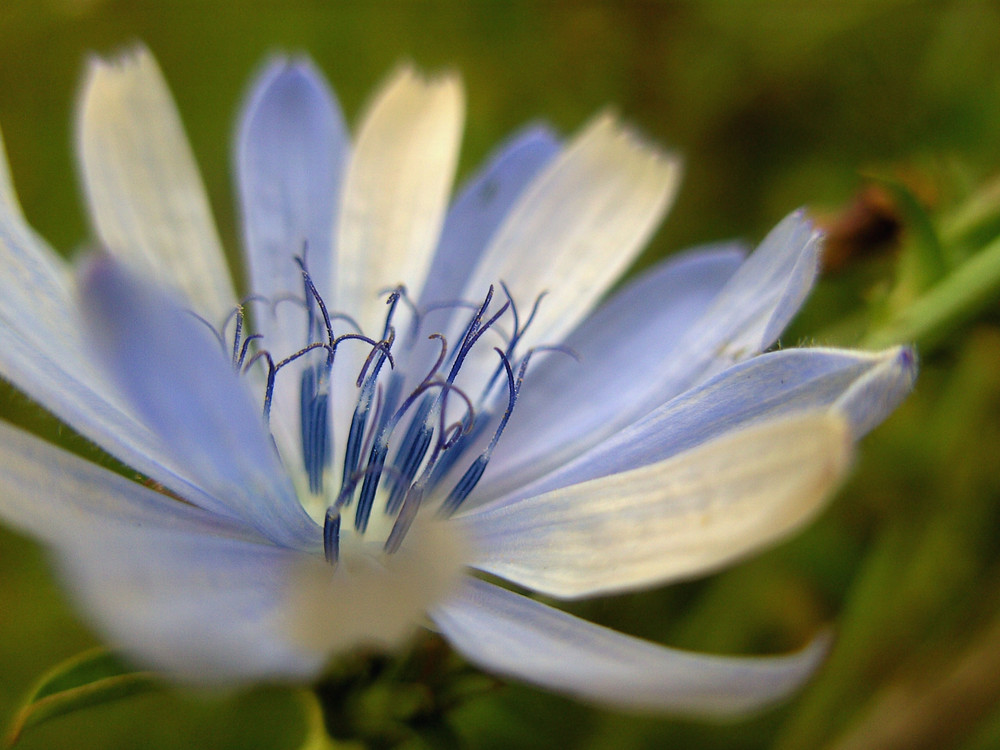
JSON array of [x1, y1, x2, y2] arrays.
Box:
[[2, 0, 1000, 748]]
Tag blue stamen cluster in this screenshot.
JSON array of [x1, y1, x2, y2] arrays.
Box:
[[218, 259, 543, 567]]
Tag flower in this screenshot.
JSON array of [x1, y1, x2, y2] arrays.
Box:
[[0, 46, 915, 715]]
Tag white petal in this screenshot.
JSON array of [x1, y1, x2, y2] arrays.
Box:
[[80, 255, 317, 549], [418, 124, 561, 312], [486, 346, 915, 504], [236, 57, 349, 473], [433, 578, 829, 715], [460, 412, 851, 598], [336, 65, 464, 333], [458, 111, 682, 350], [388, 126, 563, 423], [478, 244, 746, 498], [76, 45, 236, 322]]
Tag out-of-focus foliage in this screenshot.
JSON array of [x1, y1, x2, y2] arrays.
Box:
[[1, 1, 1000, 748]]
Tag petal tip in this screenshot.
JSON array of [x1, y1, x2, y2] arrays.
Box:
[[83, 43, 154, 82], [894, 344, 919, 378]]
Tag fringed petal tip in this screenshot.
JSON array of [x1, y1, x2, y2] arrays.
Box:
[[81, 42, 153, 76]]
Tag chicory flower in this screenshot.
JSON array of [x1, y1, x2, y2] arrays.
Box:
[[0, 47, 915, 715]]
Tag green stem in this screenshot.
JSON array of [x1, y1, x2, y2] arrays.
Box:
[[864, 233, 1000, 349]]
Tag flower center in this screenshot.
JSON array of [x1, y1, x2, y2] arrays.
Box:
[[228, 259, 551, 565]]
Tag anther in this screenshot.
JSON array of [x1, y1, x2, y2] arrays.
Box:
[[341, 329, 395, 493], [440, 349, 529, 516], [323, 508, 340, 564], [300, 362, 330, 495], [354, 378, 473, 533], [385, 335, 449, 514]]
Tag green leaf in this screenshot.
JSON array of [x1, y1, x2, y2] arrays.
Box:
[[4, 648, 160, 746]]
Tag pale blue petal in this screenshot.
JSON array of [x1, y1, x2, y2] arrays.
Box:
[[488, 346, 915, 505], [57, 534, 324, 683], [80, 256, 318, 549], [688, 210, 820, 370], [478, 244, 746, 499], [0, 323, 241, 518], [0, 300, 265, 526], [236, 56, 347, 349], [0, 126, 82, 374], [0, 421, 320, 682], [833, 347, 919, 436], [0, 135, 249, 521], [474, 210, 820, 497], [0, 419, 261, 542], [236, 57, 349, 470], [432, 578, 829, 715], [417, 124, 560, 312]]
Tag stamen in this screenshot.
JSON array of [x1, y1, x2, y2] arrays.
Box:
[[244, 349, 276, 419], [230, 307, 247, 367], [381, 285, 422, 345], [188, 310, 227, 350], [295, 256, 336, 366], [379, 287, 404, 342], [339, 288, 402, 497], [440, 349, 529, 517], [359, 384, 385, 463], [296, 334, 381, 490], [233, 254, 558, 563], [323, 508, 340, 564], [246, 342, 321, 417], [341, 329, 395, 493], [477, 284, 546, 400], [385, 335, 449, 514], [446, 286, 510, 383], [300, 362, 330, 495], [384, 483, 423, 554], [238, 333, 263, 369], [384, 396, 434, 516], [354, 378, 473, 533], [360, 290, 512, 535]]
